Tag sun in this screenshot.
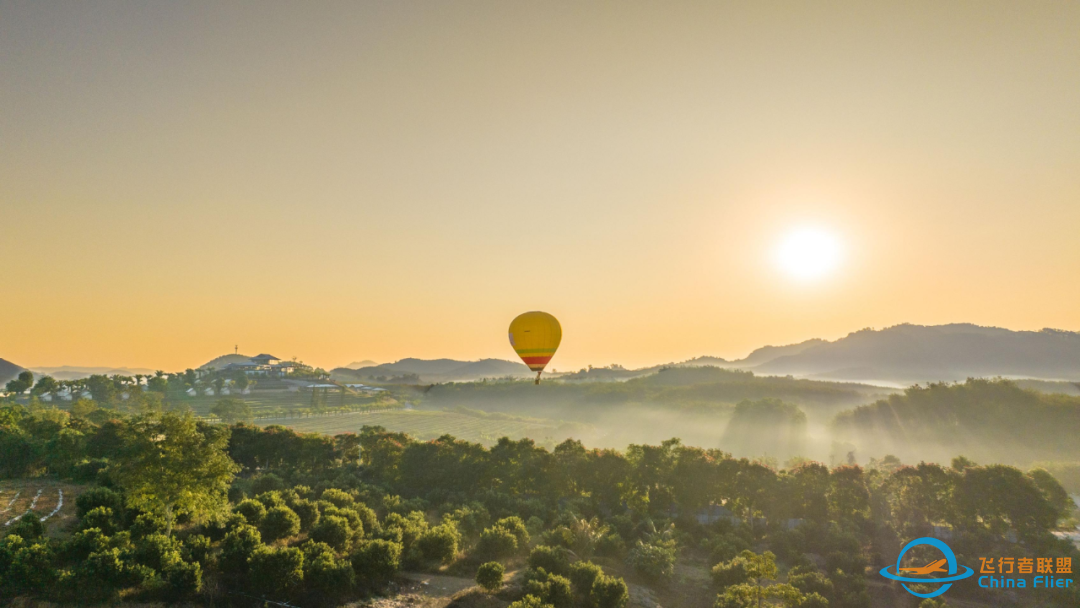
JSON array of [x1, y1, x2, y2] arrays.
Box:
[[774, 226, 843, 282]]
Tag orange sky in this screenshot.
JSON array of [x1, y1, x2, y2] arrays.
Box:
[[2, 2, 1079, 372]]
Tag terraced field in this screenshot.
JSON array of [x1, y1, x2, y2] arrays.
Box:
[[260, 409, 597, 447], [0, 480, 84, 538]]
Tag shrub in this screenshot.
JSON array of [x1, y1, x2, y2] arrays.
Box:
[[234, 499, 267, 525], [528, 545, 571, 576], [627, 540, 677, 582], [80, 506, 117, 534], [493, 516, 530, 547], [476, 561, 505, 592], [351, 539, 402, 589], [595, 533, 626, 558], [248, 545, 304, 597], [590, 574, 629, 608], [292, 498, 320, 532], [262, 506, 301, 542], [76, 486, 123, 518], [477, 526, 519, 559], [183, 534, 212, 567], [134, 533, 183, 571], [251, 473, 285, 495], [256, 490, 286, 509], [129, 512, 167, 538], [9, 513, 45, 540], [524, 571, 573, 608], [711, 557, 750, 589], [62, 527, 110, 562], [219, 525, 262, 575], [311, 515, 352, 550], [417, 523, 461, 564], [321, 488, 355, 508], [8, 542, 59, 593], [305, 552, 355, 598], [569, 560, 603, 595], [162, 559, 202, 600]]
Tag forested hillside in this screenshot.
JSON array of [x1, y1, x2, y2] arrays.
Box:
[[833, 379, 1080, 465]]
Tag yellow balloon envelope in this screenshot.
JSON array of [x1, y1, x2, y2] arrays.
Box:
[[509, 311, 562, 384]]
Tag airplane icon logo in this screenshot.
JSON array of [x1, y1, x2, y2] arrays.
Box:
[[899, 559, 948, 576]]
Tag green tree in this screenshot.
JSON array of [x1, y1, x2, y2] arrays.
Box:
[[262, 506, 301, 542], [31, 376, 57, 397], [6, 370, 34, 395], [590, 574, 629, 608], [249, 545, 304, 596], [211, 397, 253, 424], [476, 561, 505, 592], [111, 412, 239, 534]]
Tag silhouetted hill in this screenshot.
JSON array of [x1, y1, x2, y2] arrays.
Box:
[[199, 354, 253, 370], [754, 324, 1080, 384], [729, 339, 827, 368], [345, 360, 379, 369], [332, 358, 532, 383], [0, 359, 26, 385]]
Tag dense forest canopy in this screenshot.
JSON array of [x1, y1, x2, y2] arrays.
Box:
[[0, 392, 1077, 607]]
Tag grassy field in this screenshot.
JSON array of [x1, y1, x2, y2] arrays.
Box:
[[259, 408, 597, 447], [170, 389, 398, 419]]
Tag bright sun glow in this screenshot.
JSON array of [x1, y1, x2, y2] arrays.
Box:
[[774, 226, 844, 282]]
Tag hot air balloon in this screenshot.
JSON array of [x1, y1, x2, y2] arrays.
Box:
[[509, 311, 561, 384]]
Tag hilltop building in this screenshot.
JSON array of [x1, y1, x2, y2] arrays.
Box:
[[220, 353, 299, 377]]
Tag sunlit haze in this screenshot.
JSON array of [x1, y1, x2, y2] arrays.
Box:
[[2, 2, 1079, 372]]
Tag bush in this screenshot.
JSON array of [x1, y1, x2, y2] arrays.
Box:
[[524, 571, 573, 608], [568, 560, 603, 595], [134, 533, 183, 571], [80, 506, 117, 534], [129, 512, 167, 538], [595, 533, 626, 558], [476, 561, 505, 592], [219, 525, 262, 575], [711, 557, 750, 589], [590, 574, 629, 608], [417, 523, 461, 564], [528, 545, 571, 576], [234, 499, 267, 526], [262, 506, 301, 542], [305, 552, 355, 598], [509, 596, 554, 608], [249, 545, 304, 597], [311, 515, 352, 550], [256, 490, 286, 509], [493, 516, 530, 547], [62, 527, 109, 562], [321, 488, 355, 508], [477, 525, 519, 559], [8, 542, 59, 593], [351, 539, 402, 589], [76, 486, 123, 518], [9, 513, 45, 540], [251, 473, 285, 495], [292, 498, 320, 532], [183, 534, 212, 567], [627, 540, 677, 582], [162, 559, 202, 600]]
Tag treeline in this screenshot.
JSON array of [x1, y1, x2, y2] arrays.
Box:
[[833, 378, 1080, 464], [1, 399, 1078, 607]]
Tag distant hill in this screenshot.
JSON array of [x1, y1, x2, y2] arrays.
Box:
[[332, 358, 532, 383], [346, 360, 379, 369], [754, 324, 1080, 384], [0, 359, 27, 385], [729, 339, 827, 368], [200, 354, 253, 370], [31, 366, 157, 381]]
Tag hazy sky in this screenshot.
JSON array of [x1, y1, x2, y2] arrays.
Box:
[[3, 1, 1079, 372]]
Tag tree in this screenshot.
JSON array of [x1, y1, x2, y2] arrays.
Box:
[[476, 561, 505, 592], [590, 574, 629, 608], [262, 506, 301, 542], [211, 398, 253, 424], [31, 376, 57, 397], [111, 412, 239, 534], [6, 371, 34, 395], [249, 545, 304, 597], [351, 539, 402, 589]]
